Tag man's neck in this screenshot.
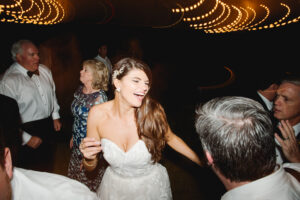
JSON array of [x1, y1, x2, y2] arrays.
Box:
[[215, 170, 250, 191]]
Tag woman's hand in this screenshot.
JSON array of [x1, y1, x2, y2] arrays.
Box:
[[275, 120, 300, 163], [79, 137, 102, 160]]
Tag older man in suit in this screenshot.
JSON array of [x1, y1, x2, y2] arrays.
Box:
[[273, 74, 300, 164]]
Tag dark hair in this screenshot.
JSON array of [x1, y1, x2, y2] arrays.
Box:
[[112, 57, 152, 88], [254, 71, 283, 90], [195, 96, 276, 182], [281, 73, 300, 87]]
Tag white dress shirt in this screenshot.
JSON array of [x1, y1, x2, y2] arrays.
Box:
[[0, 62, 60, 144], [221, 163, 300, 200], [11, 167, 98, 200], [94, 55, 113, 75]]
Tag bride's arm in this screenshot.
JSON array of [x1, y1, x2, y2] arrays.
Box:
[[166, 128, 202, 166], [80, 106, 102, 171]]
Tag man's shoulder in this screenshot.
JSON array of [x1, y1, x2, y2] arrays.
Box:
[[39, 64, 51, 73], [12, 167, 98, 200], [1, 67, 23, 84]]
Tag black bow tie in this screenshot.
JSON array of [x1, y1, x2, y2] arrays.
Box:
[[27, 70, 39, 78]]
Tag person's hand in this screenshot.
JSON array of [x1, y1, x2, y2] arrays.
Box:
[[69, 137, 73, 149], [27, 136, 42, 149], [275, 120, 300, 163], [79, 137, 101, 160], [53, 119, 62, 131]]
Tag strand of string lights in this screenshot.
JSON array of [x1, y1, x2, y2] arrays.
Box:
[[0, 0, 65, 25], [171, 0, 300, 33]]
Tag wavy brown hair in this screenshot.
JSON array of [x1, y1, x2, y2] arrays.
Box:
[[113, 57, 167, 162], [136, 96, 168, 162]]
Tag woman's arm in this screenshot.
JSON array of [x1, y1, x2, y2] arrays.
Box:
[[166, 128, 202, 166], [80, 106, 102, 171]]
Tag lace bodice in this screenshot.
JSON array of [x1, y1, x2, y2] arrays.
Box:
[[101, 139, 155, 177]]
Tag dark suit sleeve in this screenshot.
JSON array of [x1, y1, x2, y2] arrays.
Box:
[[0, 94, 22, 163]]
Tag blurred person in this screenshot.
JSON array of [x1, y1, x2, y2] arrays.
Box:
[[94, 42, 113, 77], [195, 96, 300, 200], [0, 94, 22, 166], [273, 74, 300, 163], [239, 72, 283, 123], [80, 57, 201, 199], [0, 124, 98, 200], [68, 59, 109, 192], [0, 39, 62, 172], [94, 42, 114, 99]]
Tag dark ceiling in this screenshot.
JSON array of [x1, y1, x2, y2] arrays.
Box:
[[1, 0, 300, 33], [67, 0, 300, 33]]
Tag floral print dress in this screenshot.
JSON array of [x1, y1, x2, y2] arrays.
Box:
[[67, 85, 108, 192]]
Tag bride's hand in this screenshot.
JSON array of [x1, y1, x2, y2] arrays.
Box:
[[79, 137, 101, 160]]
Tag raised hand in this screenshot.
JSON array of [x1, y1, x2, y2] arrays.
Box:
[[275, 120, 300, 163], [79, 137, 101, 159]]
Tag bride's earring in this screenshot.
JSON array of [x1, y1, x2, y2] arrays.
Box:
[[116, 88, 120, 92]]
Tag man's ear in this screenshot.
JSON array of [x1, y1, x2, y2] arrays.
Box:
[[15, 53, 21, 62], [205, 151, 214, 166], [4, 148, 13, 179]]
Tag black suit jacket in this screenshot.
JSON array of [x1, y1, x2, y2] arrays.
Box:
[[0, 94, 22, 163], [243, 91, 270, 111]]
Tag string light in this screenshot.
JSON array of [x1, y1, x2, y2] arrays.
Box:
[[172, 0, 300, 33], [0, 0, 65, 25]]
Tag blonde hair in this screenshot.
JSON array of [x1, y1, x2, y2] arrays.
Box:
[[84, 59, 109, 91]]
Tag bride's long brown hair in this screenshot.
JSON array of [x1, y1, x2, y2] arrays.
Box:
[[113, 57, 168, 162]]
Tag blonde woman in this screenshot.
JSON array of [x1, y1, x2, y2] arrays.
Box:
[[68, 59, 109, 192]]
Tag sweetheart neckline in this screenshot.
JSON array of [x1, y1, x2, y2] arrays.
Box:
[[101, 138, 143, 153]]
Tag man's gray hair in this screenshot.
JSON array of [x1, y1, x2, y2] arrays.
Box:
[[11, 40, 33, 61], [195, 96, 276, 181]]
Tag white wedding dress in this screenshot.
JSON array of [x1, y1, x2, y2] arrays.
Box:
[[97, 138, 172, 200]]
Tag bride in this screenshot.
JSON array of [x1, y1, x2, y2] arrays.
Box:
[[80, 57, 202, 199]]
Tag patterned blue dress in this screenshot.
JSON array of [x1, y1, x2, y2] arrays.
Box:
[[67, 85, 108, 192]]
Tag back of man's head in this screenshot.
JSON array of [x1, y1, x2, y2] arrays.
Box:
[[195, 96, 276, 182]]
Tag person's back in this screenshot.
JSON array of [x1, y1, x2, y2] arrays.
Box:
[[195, 96, 300, 200], [11, 167, 98, 200], [0, 122, 98, 200]]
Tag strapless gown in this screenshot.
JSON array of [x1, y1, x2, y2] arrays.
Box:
[[97, 138, 172, 200]]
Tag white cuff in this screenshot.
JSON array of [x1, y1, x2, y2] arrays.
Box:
[[52, 112, 60, 120], [22, 131, 32, 145]]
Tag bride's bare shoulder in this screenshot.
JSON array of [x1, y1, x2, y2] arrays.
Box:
[[89, 100, 112, 118]]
